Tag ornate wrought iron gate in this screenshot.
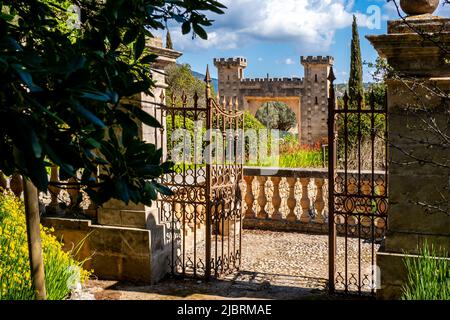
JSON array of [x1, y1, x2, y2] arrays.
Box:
[[327, 68, 389, 296], [157, 68, 244, 280]]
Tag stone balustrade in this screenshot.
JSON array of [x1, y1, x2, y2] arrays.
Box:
[[243, 167, 387, 235], [0, 168, 97, 219], [243, 167, 329, 234], [1, 167, 387, 237]]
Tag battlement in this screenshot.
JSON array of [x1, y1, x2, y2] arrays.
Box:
[[301, 55, 334, 65], [240, 77, 303, 85], [214, 57, 248, 68]]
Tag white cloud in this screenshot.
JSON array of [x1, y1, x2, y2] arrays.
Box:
[[257, 57, 264, 62], [285, 58, 296, 65], [169, 0, 375, 52]]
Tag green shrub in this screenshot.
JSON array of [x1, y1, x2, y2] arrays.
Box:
[[243, 111, 265, 130], [401, 242, 450, 300], [0, 193, 91, 300]]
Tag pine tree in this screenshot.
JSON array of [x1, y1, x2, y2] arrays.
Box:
[[166, 29, 173, 50], [348, 15, 364, 107]]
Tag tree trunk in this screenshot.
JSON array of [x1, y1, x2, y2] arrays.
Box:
[[23, 178, 46, 300]]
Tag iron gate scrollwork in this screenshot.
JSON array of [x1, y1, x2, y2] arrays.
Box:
[[328, 67, 389, 296], [156, 67, 244, 280]]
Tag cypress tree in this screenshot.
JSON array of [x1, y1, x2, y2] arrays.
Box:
[[348, 15, 364, 107], [166, 29, 173, 50]]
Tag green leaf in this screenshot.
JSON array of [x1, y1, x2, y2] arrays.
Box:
[[122, 104, 161, 128], [181, 22, 191, 35], [134, 165, 162, 178], [80, 91, 111, 102], [67, 56, 86, 75], [85, 137, 102, 149], [123, 28, 138, 45], [26, 157, 49, 192], [134, 33, 145, 60], [160, 161, 174, 173], [0, 12, 15, 22], [29, 129, 42, 159], [140, 54, 158, 64], [115, 179, 130, 203], [193, 24, 208, 40], [144, 182, 157, 200], [121, 80, 152, 96], [73, 103, 106, 128], [153, 182, 173, 196], [12, 64, 43, 92]]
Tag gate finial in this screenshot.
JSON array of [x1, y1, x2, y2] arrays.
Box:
[[328, 66, 336, 83], [205, 65, 211, 99], [205, 64, 211, 83]]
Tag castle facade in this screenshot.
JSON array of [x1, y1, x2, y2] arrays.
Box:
[[214, 56, 334, 145]]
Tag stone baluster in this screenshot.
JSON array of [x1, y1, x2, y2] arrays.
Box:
[[271, 177, 282, 220], [0, 171, 7, 190], [67, 176, 80, 209], [299, 178, 311, 223], [257, 176, 268, 219], [10, 173, 23, 197], [47, 166, 62, 215], [286, 177, 297, 222], [85, 168, 101, 219], [314, 178, 325, 224], [244, 176, 255, 219]]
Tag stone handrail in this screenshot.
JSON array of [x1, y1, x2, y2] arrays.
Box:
[[0, 168, 96, 218], [242, 167, 387, 234]]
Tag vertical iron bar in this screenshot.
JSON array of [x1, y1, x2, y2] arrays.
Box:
[[223, 102, 227, 275], [344, 94, 349, 293], [370, 92, 376, 295], [193, 105, 197, 277], [170, 109, 176, 275], [357, 94, 362, 294], [327, 67, 337, 294], [239, 109, 244, 269], [205, 66, 212, 280], [182, 103, 187, 275]]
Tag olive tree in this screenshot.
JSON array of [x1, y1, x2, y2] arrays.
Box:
[[255, 101, 297, 132]]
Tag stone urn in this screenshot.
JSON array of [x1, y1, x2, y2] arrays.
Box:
[[400, 0, 440, 15]]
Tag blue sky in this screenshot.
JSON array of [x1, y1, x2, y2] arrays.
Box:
[[162, 0, 450, 83]]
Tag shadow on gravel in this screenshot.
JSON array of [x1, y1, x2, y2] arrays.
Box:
[[101, 270, 331, 300]]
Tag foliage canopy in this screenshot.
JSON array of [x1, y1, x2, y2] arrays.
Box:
[[0, 0, 225, 206]]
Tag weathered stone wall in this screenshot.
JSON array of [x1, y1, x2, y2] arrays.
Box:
[[42, 217, 158, 283], [368, 16, 450, 299]]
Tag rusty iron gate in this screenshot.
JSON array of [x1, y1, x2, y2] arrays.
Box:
[[156, 68, 244, 280], [327, 68, 389, 296]]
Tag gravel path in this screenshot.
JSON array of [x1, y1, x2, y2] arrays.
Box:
[[79, 230, 377, 300]]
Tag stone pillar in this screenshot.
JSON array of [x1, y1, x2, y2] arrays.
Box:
[[97, 36, 182, 283], [367, 14, 450, 299]]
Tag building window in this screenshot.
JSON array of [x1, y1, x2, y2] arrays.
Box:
[[227, 75, 230, 81], [315, 97, 318, 105], [315, 74, 318, 83]]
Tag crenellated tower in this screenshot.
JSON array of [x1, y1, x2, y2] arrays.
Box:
[[213, 57, 247, 106], [301, 55, 334, 145]]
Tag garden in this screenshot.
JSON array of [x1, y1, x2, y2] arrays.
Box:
[[0, 192, 90, 300]]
